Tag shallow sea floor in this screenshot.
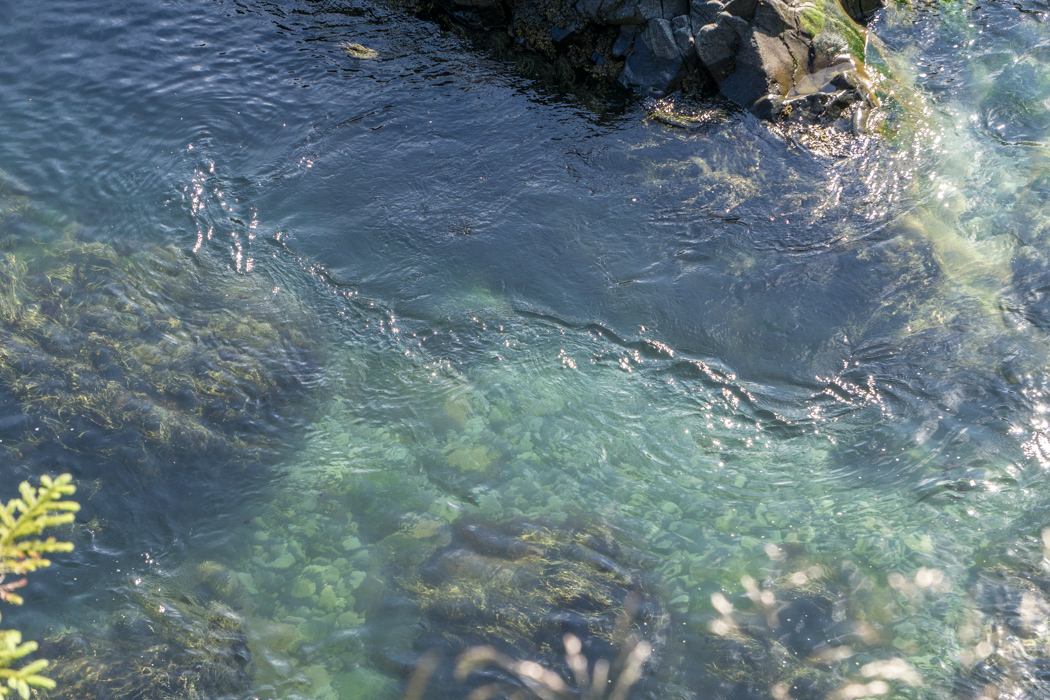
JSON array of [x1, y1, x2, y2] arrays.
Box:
[[4, 0, 1050, 698]]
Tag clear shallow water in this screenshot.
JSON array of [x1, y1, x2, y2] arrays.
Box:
[[3, 0, 1050, 698]]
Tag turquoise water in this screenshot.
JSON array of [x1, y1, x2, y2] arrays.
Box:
[[3, 0, 1050, 698]]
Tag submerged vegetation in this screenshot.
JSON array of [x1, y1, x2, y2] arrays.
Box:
[[5, 0, 1050, 698], [0, 195, 322, 480], [36, 585, 252, 700]]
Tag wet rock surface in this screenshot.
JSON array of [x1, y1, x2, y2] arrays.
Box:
[[393, 0, 883, 125]]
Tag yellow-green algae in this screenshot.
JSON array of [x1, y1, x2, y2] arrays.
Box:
[[0, 216, 321, 474], [37, 584, 251, 700]]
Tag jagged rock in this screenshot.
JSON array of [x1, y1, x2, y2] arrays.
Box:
[[694, 13, 741, 80], [575, 0, 604, 18], [450, 0, 501, 8], [723, 0, 758, 20], [753, 0, 795, 34], [612, 24, 639, 54], [407, 0, 888, 124], [621, 19, 684, 94], [690, 0, 725, 25], [672, 14, 694, 56], [605, 0, 662, 23], [646, 17, 682, 58], [838, 0, 882, 21], [721, 10, 750, 36], [662, 0, 690, 17]]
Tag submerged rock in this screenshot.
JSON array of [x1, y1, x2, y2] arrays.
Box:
[[956, 564, 1050, 700], [366, 515, 671, 697], [0, 231, 321, 477], [35, 588, 252, 700]]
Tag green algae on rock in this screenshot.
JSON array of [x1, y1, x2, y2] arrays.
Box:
[[35, 587, 252, 700], [0, 228, 321, 476]]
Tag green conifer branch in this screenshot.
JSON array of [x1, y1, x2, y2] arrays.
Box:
[[0, 474, 77, 699]]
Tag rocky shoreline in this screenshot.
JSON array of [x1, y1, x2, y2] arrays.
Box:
[[417, 0, 885, 128]]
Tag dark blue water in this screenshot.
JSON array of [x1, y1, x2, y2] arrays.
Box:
[[3, 0, 1050, 698]]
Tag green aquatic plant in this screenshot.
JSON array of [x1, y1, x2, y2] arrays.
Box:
[[0, 474, 77, 700]]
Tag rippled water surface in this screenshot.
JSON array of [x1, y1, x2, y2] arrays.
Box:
[[4, 0, 1050, 697]]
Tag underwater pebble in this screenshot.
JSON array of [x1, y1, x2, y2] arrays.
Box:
[[237, 572, 259, 595], [252, 620, 302, 655], [347, 571, 366, 590], [318, 585, 339, 612], [270, 552, 296, 569], [428, 500, 462, 523], [688, 559, 709, 579], [478, 491, 503, 514], [323, 566, 340, 585], [668, 594, 691, 611], [303, 663, 331, 691], [894, 621, 917, 636], [291, 578, 316, 599], [297, 618, 330, 643], [332, 667, 396, 700], [660, 501, 682, 517], [337, 610, 364, 627], [650, 534, 677, 554]]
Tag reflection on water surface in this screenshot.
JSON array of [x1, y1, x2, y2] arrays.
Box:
[[3, 0, 1050, 698]]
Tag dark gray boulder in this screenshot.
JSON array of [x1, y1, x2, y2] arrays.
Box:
[[662, 0, 691, 17], [620, 18, 685, 94], [612, 24, 639, 55], [753, 0, 794, 34], [693, 13, 741, 81], [672, 14, 694, 56], [720, 27, 794, 107], [723, 0, 759, 20], [838, 0, 882, 21], [400, 0, 886, 125], [690, 0, 725, 25]]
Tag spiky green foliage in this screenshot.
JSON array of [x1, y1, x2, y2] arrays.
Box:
[[0, 474, 77, 699]]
